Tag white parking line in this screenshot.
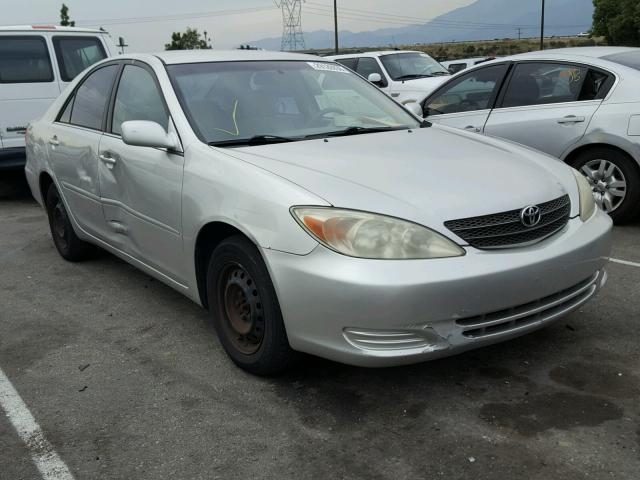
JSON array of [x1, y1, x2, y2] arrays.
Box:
[[610, 258, 640, 268], [0, 367, 74, 480]]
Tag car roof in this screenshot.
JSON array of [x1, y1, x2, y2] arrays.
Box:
[[327, 50, 424, 59], [153, 49, 324, 65], [508, 46, 638, 61], [0, 25, 107, 34], [443, 57, 492, 63]]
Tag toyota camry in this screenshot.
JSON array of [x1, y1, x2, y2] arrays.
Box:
[[25, 50, 612, 374]]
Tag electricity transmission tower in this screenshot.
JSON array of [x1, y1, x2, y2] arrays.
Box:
[[274, 0, 306, 51]]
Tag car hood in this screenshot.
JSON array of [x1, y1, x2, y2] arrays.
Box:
[[392, 76, 449, 95], [220, 126, 578, 234]]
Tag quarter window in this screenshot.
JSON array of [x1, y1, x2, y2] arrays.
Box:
[[0, 36, 53, 83], [425, 64, 508, 115], [68, 64, 118, 130], [53, 36, 107, 82], [111, 65, 169, 136]]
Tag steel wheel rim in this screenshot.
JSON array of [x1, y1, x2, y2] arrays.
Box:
[[581, 159, 627, 213], [52, 200, 69, 250], [219, 263, 264, 355]]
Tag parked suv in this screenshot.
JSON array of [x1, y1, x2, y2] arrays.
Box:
[[327, 51, 451, 105], [0, 26, 117, 170]]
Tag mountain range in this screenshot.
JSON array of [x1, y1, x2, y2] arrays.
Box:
[[251, 0, 594, 50]]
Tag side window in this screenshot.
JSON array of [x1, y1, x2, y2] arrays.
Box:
[[0, 36, 53, 83], [112, 65, 169, 136], [447, 63, 467, 74], [335, 58, 357, 71], [53, 36, 108, 82], [355, 58, 387, 87], [425, 64, 508, 115], [502, 63, 588, 108], [69, 64, 118, 130]]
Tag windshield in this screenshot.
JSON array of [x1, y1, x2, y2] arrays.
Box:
[[166, 60, 420, 146], [602, 51, 640, 71], [380, 53, 450, 81]]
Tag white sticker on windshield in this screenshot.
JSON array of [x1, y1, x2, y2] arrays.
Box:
[[307, 62, 349, 73]]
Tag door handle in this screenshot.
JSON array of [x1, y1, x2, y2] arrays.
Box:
[[557, 115, 586, 124], [99, 153, 117, 168], [464, 125, 481, 133], [48, 136, 59, 146]]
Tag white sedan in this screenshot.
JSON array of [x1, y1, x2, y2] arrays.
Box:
[[25, 50, 611, 374], [423, 47, 640, 223]]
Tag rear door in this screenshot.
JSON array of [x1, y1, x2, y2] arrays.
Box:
[[423, 63, 510, 133], [0, 34, 61, 149], [98, 62, 184, 280], [484, 62, 612, 158], [47, 63, 120, 237], [52, 35, 109, 90]]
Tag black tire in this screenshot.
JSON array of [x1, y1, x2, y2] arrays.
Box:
[[45, 183, 97, 261], [570, 147, 640, 224], [206, 235, 296, 375]]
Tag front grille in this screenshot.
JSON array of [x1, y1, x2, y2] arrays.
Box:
[[457, 271, 600, 339], [444, 195, 571, 249]]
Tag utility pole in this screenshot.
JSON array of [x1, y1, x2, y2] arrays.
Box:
[[516, 27, 522, 40], [333, 0, 339, 54], [540, 0, 545, 50]]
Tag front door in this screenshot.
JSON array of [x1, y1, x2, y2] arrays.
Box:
[[484, 62, 609, 158], [98, 63, 184, 281], [424, 63, 510, 134]]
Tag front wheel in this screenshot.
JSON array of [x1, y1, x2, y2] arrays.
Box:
[[570, 147, 640, 224], [206, 236, 296, 375]]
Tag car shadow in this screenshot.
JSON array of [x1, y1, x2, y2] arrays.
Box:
[[0, 171, 33, 202]]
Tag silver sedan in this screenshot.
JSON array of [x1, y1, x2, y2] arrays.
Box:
[[25, 51, 612, 374], [422, 47, 640, 223]]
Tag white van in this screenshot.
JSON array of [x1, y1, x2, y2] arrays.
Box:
[[0, 26, 117, 170]]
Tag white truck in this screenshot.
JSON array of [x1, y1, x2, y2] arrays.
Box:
[[0, 25, 118, 171]]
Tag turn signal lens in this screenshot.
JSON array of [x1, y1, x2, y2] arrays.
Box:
[[572, 169, 597, 221], [291, 207, 465, 259]]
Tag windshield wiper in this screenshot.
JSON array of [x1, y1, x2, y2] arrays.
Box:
[[209, 135, 298, 147], [310, 126, 405, 139], [396, 74, 432, 80], [431, 71, 450, 76]]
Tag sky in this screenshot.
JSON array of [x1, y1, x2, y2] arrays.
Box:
[[1, 0, 475, 51]]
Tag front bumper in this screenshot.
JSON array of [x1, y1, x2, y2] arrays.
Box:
[[0, 147, 26, 171], [264, 211, 612, 367]]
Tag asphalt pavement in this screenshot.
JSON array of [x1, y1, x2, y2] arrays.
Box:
[[1, 171, 639, 480]]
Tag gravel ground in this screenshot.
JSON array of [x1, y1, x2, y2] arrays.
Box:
[[1, 172, 639, 480]]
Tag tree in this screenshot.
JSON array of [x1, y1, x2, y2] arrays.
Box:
[[165, 28, 212, 50], [592, 0, 640, 46], [60, 3, 75, 27]]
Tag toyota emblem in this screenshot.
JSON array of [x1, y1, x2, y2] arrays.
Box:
[[520, 205, 542, 227]]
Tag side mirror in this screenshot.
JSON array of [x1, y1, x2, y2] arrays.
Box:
[[368, 72, 383, 86], [405, 102, 423, 118], [121, 121, 179, 150]]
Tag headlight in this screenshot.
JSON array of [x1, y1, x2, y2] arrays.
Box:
[[291, 207, 465, 259], [572, 169, 596, 221]]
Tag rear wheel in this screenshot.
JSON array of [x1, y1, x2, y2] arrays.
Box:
[[570, 147, 640, 224], [45, 184, 97, 261], [206, 235, 296, 375]]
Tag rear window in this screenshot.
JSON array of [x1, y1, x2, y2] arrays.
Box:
[[602, 51, 640, 71], [53, 36, 107, 82], [0, 35, 53, 83]]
